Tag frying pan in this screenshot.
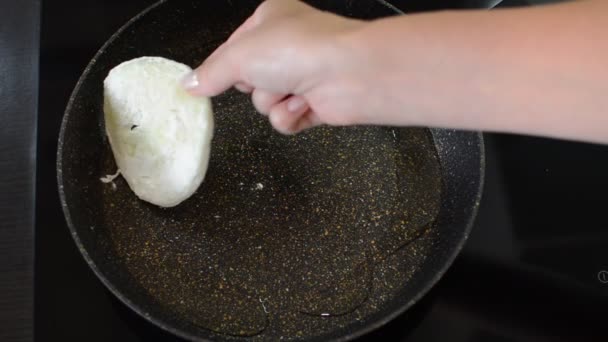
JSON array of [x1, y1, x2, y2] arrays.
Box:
[[57, 0, 484, 340]]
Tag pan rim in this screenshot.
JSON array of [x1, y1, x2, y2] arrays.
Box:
[[329, 128, 485, 342], [56, 0, 485, 341], [55, 0, 201, 341]]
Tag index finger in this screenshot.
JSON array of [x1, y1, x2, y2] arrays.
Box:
[[181, 7, 260, 96], [182, 40, 242, 97]]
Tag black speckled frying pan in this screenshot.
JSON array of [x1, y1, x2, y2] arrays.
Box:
[[57, 0, 484, 341]]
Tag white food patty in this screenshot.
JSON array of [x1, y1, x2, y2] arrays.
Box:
[[103, 56, 213, 207]]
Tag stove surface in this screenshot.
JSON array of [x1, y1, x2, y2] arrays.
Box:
[[36, 1, 608, 341]]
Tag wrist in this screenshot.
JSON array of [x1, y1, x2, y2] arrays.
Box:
[[333, 18, 408, 126]]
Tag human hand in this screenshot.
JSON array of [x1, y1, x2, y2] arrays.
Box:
[[182, 0, 372, 134], [183, 0, 608, 144]]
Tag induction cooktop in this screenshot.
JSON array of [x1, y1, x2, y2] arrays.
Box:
[[35, 0, 608, 341]]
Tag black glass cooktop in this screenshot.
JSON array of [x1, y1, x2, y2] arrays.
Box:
[[36, 0, 608, 341]]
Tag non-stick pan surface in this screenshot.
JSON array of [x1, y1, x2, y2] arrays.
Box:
[[57, 0, 484, 341]]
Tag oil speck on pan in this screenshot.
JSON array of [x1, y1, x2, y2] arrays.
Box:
[[101, 90, 442, 339]]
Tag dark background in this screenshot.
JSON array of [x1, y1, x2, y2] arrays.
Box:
[[0, 1, 39, 342], [3, 0, 602, 341]]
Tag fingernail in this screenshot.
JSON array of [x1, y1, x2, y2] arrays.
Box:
[[287, 96, 307, 113], [180, 72, 199, 90]]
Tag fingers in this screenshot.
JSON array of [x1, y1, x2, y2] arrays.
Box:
[[228, 0, 308, 44], [182, 42, 241, 97], [182, 9, 256, 96], [268, 95, 320, 134], [235, 82, 254, 93], [183, 0, 313, 97], [184, 16, 258, 97], [252, 89, 286, 115], [256, 0, 311, 20], [252, 91, 320, 134], [226, 13, 259, 44]]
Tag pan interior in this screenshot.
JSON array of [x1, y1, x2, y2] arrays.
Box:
[[58, 0, 456, 340], [99, 89, 442, 338]]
